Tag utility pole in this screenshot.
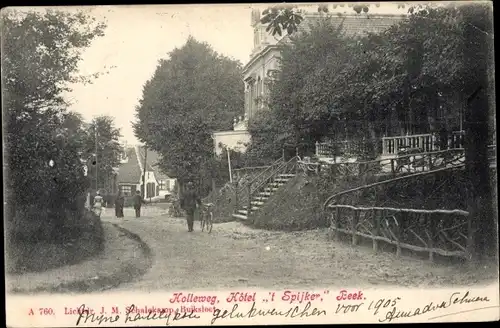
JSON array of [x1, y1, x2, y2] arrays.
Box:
[[143, 145, 148, 198], [95, 125, 98, 192], [227, 147, 233, 183]]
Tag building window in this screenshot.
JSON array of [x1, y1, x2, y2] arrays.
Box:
[[254, 27, 260, 47], [120, 185, 132, 196], [159, 180, 166, 190]]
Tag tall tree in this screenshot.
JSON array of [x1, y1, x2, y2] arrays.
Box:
[[82, 115, 123, 191], [246, 17, 353, 162], [133, 37, 244, 189], [2, 8, 106, 223], [258, 3, 496, 258], [461, 3, 495, 258]]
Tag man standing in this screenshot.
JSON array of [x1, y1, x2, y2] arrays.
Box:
[[115, 190, 125, 218], [133, 190, 146, 218], [180, 181, 201, 232]]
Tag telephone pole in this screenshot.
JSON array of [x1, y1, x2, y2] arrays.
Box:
[[142, 145, 148, 197], [95, 125, 98, 191]]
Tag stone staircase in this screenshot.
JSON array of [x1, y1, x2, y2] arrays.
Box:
[[232, 173, 296, 221]]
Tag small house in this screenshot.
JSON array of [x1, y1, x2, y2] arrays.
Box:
[[117, 145, 176, 200]]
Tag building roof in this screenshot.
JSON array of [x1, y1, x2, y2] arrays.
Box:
[[243, 13, 403, 73], [278, 13, 404, 45], [117, 147, 142, 184], [117, 146, 172, 184], [136, 146, 171, 180]]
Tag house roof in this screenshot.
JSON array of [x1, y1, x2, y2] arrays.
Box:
[[117, 146, 172, 184], [243, 13, 403, 72], [278, 13, 404, 45], [117, 147, 142, 184], [136, 146, 171, 180]]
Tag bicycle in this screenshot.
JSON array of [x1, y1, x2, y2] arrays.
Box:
[[200, 203, 214, 233]]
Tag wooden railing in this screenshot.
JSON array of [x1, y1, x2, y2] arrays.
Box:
[[315, 131, 466, 158], [326, 204, 470, 259], [234, 158, 284, 212], [299, 148, 468, 181], [319, 145, 495, 261], [235, 156, 298, 218], [382, 131, 465, 156], [315, 140, 371, 159], [323, 165, 473, 260], [233, 165, 271, 182]]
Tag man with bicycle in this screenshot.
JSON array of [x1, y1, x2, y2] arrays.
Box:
[[180, 181, 201, 232]]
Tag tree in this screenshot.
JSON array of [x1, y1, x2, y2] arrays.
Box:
[[461, 3, 495, 258], [246, 17, 358, 162], [258, 3, 496, 258], [133, 37, 244, 190], [260, 3, 377, 36], [2, 8, 106, 231], [82, 115, 123, 191]]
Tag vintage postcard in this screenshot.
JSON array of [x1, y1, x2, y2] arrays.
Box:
[[3, 2, 498, 326]]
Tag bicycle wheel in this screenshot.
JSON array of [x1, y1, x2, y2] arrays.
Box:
[[207, 213, 213, 233]]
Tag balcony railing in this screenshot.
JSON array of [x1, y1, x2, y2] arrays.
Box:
[[382, 131, 465, 156], [315, 131, 466, 159], [315, 140, 371, 159]]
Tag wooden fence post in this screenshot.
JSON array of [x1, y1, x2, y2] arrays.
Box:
[[373, 209, 381, 253], [234, 185, 239, 213], [428, 213, 435, 262], [465, 212, 474, 261], [247, 183, 252, 219], [334, 207, 340, 241], [395, 213, 401, 257], [352, 209, 360, 246]]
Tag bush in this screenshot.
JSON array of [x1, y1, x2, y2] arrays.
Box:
[[203, 182, 239, 223], [249, 165, 474, 232], [252, 175, 328, 231], [5, 205, 104, 274]]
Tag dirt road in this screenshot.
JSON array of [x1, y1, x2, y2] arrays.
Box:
[[101, 210, 497, 292]]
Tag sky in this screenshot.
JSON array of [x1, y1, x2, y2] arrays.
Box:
[[63, 3, 409, 145]]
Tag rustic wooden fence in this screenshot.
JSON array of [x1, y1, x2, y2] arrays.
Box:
[[322, 165, 474, 261], [326, 204, 470, 260]]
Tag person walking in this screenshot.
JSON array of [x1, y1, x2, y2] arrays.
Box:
[[93, 191, 104, 218], [180, 181, 201, 232], [133, 190, 146, 218], [115, 190, 124, 218]]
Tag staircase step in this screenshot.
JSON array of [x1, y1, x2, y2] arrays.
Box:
[[232, 213, 248, 220], [238, 206, 260, 214], [259, 192, 272, 196], [274, 178, 290, 182], [251, 201, 265, 206], [253, 197, 269, 202], [278, 174, 295, 178], [264, 187, 279, 192]]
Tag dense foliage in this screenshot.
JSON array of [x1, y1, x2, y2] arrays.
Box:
[[133, 37, 244, 190], [82, 115, 123, 191], [255, 3, 495, 257], [2, 8, 108, 242]]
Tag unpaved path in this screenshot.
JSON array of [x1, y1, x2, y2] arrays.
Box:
[[101, 210, 497, 292]]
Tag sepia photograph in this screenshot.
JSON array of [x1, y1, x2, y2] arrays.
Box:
[[3, 2, 498, 326]]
